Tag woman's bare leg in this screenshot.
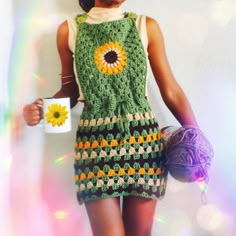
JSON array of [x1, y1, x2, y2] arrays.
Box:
[[122, 196, 157, 236], [85, 197, 125, 236]]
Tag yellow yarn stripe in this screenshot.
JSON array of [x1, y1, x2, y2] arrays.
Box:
[[75, 132, 163, 149], [74, 167, 163, 182]]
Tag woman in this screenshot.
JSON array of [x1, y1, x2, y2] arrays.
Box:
[[23, 0, 198, 235]]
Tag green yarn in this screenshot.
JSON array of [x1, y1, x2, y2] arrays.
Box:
[[74, 12, 151, 135], [73, 12, 168, 205]]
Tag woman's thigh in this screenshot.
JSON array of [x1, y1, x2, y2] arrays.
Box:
[[122, 196, 157, 236], [85, 197, 125, 236]]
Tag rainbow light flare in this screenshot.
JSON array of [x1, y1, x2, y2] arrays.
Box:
[[196, 180, 208, 193], [8, 8, 37, 111], [54, 152, 74, 165], [154, 215, 167, 225], [34, 74, 48, 87], [7, 1, 61, 121]]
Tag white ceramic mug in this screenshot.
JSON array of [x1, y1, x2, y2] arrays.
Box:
[[43, 97, 71, 133]]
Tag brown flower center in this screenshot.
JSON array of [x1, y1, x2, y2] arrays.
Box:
[[104, 51, 118, 64]]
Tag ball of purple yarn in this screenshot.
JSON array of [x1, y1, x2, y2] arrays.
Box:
[[164, 126, 214, 182]]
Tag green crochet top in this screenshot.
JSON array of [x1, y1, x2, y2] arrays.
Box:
[[74, 12, 152, 135]]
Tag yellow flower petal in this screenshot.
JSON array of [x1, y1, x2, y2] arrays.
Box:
[[45, 103, 68, 127]]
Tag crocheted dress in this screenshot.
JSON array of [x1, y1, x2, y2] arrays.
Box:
[[73, 9, 167, 204]]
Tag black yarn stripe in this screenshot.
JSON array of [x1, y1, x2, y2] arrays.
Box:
[[76, 121, 160, 139], [74, 152, 167, 173]]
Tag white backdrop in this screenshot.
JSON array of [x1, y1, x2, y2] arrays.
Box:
[[1, 0, 236, 235]]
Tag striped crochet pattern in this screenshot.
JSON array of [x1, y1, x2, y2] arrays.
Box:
[[74, 12, 167, 204]]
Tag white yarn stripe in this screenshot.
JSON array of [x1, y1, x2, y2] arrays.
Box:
[[75, 144, 164, 160], [78, 112, 155, 127]]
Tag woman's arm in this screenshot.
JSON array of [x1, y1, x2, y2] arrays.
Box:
[[146, 16, 198, 127], [23, 20, 79, 126], [53, 20, 79, 108]]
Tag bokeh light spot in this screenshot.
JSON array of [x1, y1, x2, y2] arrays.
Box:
[[53, 211, 68, 220], [211, 0, 236, 26], [197, 204, 234, 235]]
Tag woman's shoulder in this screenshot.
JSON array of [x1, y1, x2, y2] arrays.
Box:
[[63, 14, 80, 52], [145, 16, 160, 28], [145, 16, 163, 40], [135, 14, 161, 31], [57, 20, 69, 39]]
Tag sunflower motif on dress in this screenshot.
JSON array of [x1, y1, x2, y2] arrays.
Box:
[[45, 103, 68, 127], [94, 41, 127, 75]]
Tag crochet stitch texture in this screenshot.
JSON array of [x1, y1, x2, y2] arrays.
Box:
[[74, 12, 167, 204]]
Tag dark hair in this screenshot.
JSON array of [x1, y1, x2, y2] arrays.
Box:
[[79, 0, 95, 12]]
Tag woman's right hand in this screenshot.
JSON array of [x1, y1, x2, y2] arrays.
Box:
[[22, 98, 44, 126]]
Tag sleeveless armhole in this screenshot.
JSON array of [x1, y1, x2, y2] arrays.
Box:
[[67, 15, 77, 53], [67, 15, 85, 101], [136, 15, 149, 98], [136, 15, 148, 58]]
